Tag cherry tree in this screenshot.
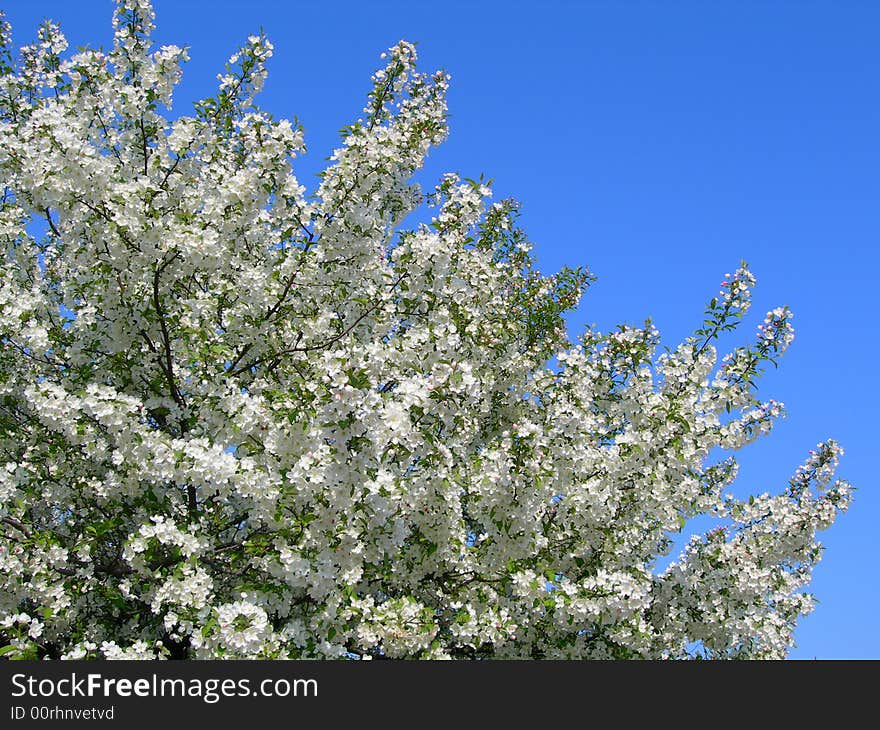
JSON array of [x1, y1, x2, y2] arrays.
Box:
[[0, 0, 850, 659]]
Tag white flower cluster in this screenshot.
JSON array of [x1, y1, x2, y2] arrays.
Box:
[[0, 0, 851, 660]]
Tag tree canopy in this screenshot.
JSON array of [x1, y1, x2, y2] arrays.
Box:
[[0, 0, 850, 659]]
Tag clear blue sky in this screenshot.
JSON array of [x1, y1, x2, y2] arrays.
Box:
[[5, 0, 877, 659]]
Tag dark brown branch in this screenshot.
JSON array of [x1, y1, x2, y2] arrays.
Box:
[[44, 208, 62, 238], [138, 116, 150, 177], [150, 254, 184, 409], [231, 273, 407, 376], [1, 516, 32, 539]]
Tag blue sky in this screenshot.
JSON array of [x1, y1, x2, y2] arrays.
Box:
[[4, 0, 877, 659]]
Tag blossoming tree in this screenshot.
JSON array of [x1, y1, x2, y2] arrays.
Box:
[[0, 0, 851, 659]]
